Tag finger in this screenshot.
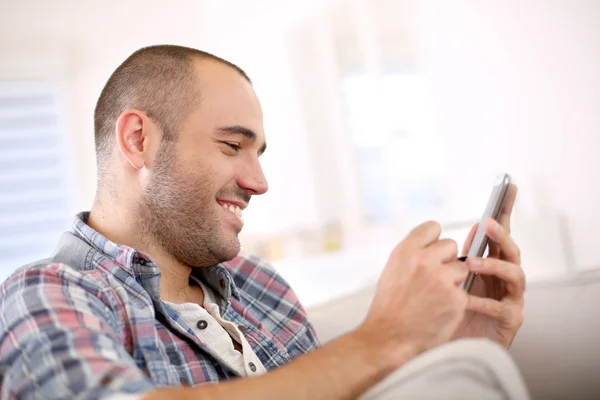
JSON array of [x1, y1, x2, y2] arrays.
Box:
[[445, 260, 469, 285], [405, 220, 442, 248], [466, 295, 505, 319], [466, 257, 526, 298], [466, 296, 524, 328], [497, 184, 518, 233], [426, 238, 459, 263], [461, 223, 479, 256], [484, 218, 520, 264]]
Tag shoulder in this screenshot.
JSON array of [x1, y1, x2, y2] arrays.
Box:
[[3, 259, 112, 296], [0, 259, 120, 325]]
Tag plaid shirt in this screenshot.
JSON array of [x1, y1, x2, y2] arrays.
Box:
[[0, 213, 320, 399]]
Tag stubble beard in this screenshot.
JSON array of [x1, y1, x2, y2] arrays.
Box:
[[135, 146, 241, 268]]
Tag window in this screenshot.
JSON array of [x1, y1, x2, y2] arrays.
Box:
[[284, 0, 453, 248], [340, 73, 444, 224], [0, 83, 76, 280]]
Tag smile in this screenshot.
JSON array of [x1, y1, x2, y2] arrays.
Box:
[[218, 201, 243, 219]]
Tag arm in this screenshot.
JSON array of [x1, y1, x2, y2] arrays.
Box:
[[0, 267, 411, 400], [0, 264, 154, 400], [0, 264, 411, 400], [145, 326, 415, 400], [2, 220, 468, 400], [146, 220, 470, 400]]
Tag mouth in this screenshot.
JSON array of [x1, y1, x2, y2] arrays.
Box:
[[217, 200, 244, 223]]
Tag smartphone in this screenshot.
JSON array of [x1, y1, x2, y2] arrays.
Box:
[[459, 173, 512, 292]]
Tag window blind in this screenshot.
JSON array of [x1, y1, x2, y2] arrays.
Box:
[[0, 83, 75, 280]]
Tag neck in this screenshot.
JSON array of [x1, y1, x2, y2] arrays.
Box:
[[88, 191, 199, 304]]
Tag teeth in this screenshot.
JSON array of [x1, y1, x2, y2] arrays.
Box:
[[221, 202, 243, 219]]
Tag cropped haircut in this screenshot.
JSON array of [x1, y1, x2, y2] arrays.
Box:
[[93, 44, 250, 177]]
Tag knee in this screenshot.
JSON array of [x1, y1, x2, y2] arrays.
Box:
[[431, 338, 529, 399], [360, 339, 530, 400], [445, 338, 514, 368], [447, 338, 509, 355]]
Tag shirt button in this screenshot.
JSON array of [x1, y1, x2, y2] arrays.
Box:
[[196, 320, 208, 330], [99, 376, 112, 385], [248, 362, 257, 372], [238, 324, 248, 333], [138, 258, 147, 266]]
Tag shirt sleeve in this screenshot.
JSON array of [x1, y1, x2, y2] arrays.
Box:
[[0, 263, 155, 400]]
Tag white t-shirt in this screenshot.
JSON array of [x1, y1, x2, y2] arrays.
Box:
[[164, 277, 267, 377], [109, 278, 267, 399]]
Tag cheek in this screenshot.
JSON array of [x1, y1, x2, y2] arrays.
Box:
[[182, 164, 223, 202], [155, 157, 212, 201], [179, 149, 239, 196], [210, 158, 240, 188]]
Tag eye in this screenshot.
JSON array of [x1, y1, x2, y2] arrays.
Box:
[[225, 142, 241, 152]]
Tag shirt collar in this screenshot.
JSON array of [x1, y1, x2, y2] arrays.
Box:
[[72, 212, 240, 304]]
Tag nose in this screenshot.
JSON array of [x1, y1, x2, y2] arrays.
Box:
[[238, 158, 268, 196]]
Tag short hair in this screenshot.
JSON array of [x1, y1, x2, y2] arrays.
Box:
[[93, 44, 250, 176]]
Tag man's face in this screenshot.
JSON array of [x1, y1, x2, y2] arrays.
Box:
[[137, 60, 268, 267]]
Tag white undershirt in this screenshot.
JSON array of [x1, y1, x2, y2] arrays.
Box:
[[164, 278, 267, 378], [108, 279, 268, 399]]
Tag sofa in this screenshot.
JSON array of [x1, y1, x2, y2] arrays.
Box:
[[306, 269, 600, 400]]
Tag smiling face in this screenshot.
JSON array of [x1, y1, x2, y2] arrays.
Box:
[[136, 58, 268, 267]]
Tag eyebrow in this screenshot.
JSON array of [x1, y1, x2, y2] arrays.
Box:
[[216, 125, 267, 155]]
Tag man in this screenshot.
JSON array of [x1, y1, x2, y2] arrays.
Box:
[[0, 45, 528, 399]]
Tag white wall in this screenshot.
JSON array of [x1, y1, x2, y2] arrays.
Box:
[[416, 0, 600, 270], [1, 0, 598, 277], [263, 0, 600, 284], [0, 0, 204, 210], [0, 0, 325, 238]]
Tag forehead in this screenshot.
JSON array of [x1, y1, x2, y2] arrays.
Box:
[[188, 58, 265, 141]]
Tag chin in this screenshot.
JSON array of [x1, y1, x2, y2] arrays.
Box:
[[226, 241, 242, 260], [215, 236, 241, 263]]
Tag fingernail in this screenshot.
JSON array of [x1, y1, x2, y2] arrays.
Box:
[[468, 258, 482, 269]]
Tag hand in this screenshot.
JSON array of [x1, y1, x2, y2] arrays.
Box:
[[360, 221, 469, 366], [452, 184, 525, 348]]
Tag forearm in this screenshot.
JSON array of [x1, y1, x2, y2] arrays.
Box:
[[143, 328, 415, 400]]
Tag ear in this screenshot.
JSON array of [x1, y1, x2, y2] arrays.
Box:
[[114, 109, 156, 170]]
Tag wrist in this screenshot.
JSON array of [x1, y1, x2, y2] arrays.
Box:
[[351, 323, 419, 375]]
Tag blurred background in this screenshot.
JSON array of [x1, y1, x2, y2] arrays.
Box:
[[0, 0, 599, 307]]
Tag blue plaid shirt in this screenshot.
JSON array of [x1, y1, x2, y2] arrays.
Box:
[[0, 213, 320, 399]]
